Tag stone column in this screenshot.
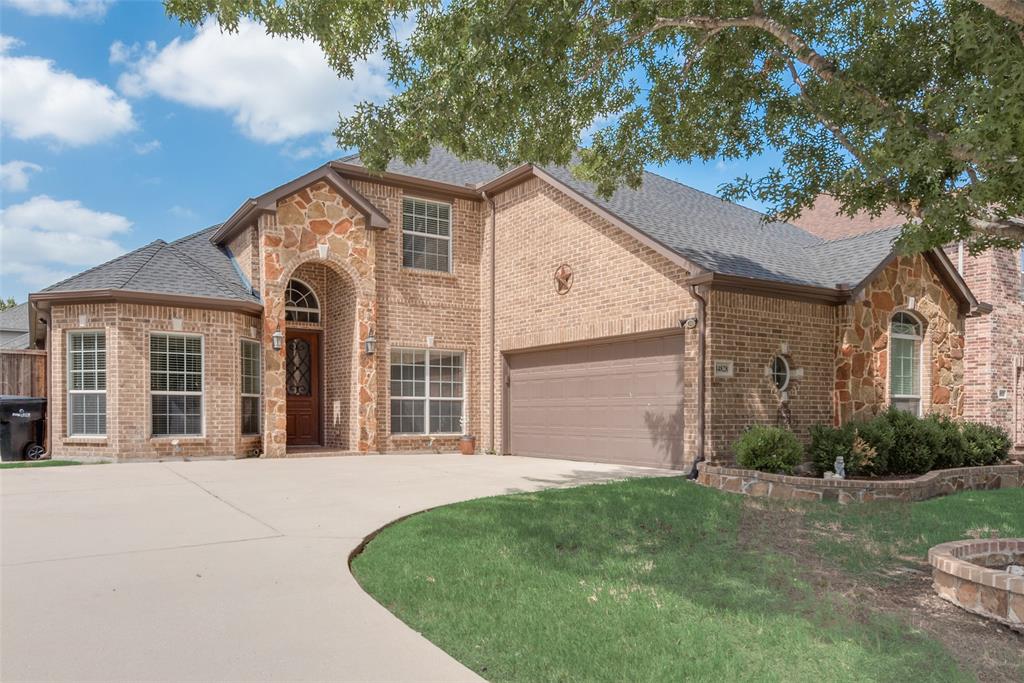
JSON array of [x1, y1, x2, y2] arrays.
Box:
[[260, 213, 288, 458]]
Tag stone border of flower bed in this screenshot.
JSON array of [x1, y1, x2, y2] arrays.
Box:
[[697, 463, 1024, 504], [928, 538, 1024, 632]]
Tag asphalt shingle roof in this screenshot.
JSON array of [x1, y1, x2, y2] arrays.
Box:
[[41, 225, 258, 303], [342, 147, 901, 290], [0, 302, 29, 332], [42, 148, 910, 304]]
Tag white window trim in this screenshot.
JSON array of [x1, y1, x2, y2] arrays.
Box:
[[401, 196, 453, 274], [889, 313, 924, 415], [67, 329, 107, 437], [284, 277, 321, 324], [240, 338, 262, 436], [150, 332, 205, 438], [390, 347, 466, 436], [770, 355, 790, 392]]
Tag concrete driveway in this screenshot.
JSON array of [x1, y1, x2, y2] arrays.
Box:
[[1, 454, 677, 682]]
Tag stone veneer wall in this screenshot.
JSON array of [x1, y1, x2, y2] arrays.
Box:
[[698, 463, 1023, 503], [485, 177, 698, 462], [260, 181, 377, 456], [49, 302, 261, 459], [929, 538, 1024, 632], [704, 291, 835, 462], [836, 254, 965, 424]]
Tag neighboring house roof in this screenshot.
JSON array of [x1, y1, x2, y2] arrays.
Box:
[[0, 333, 31, 350], [34, 226, 260, 308], [0, 302, 29, 333], [790, 194, 905, 240]]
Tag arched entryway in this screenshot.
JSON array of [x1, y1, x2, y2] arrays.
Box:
[[280, 262, 360, 450]]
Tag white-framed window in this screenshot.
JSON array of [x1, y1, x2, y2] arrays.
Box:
[[402, 197, 452, 272], [390, 348, 464, 434], [241, 339, 261, 435], [151, 333, 203, 436], [890, 312, 922, 415], [285, 278, 320, 324], [68, 331, 106, 436]]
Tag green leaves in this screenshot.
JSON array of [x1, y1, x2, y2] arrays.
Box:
[[165, 0, 1024, 250]]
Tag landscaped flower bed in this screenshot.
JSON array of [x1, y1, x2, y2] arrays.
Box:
[[929, 538, 1024, 632], [697, 462, 1024, 503], [701, 409, 1021, 503]]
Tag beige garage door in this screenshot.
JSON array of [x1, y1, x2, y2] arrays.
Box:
[[507, 333, 686, 469]]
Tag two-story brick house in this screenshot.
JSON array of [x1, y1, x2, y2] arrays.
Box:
[[794, 194, 1024, 456], [27, 148, 987, 469]]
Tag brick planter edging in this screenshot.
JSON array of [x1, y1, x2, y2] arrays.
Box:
[[928, 539, 1024, 632], [697, 463, 1024, 504]]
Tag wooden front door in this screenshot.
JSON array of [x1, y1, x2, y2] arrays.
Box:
[[286, 330, 320, 446]]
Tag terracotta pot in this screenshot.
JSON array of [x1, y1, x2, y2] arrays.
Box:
[[459, 435, 476, 456]]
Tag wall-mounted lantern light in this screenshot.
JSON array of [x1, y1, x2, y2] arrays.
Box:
[[364, 333, 377, 356], [271, 325, 284, 351], [318, 242, 330, 260]]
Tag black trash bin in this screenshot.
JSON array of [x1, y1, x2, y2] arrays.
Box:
[[0, 396, 47, 462]]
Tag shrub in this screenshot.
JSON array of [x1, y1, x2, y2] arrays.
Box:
[[961, 422, 1012, 466], [808, 424, 852, 475], [847, 417, 894, 476], [927, 414, 969, 470], [733, 425, 803, 474], [877, 408, 940, 475]]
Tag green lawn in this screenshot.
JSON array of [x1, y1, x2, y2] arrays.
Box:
[[352, 478, 1024, 682], [0, 460, 82, 469]]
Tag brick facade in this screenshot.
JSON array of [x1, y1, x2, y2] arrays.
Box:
[[485, 177, 699, 463], [952, 248, 1024, 453], [48, 302, 260, 459], [44, 170, 986, 467], [705, 292, 835, 460]]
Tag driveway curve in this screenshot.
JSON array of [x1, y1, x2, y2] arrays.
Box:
[[1, 454, 676, 682]]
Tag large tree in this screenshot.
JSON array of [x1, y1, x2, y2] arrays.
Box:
[[165, 0, 1024, 251]]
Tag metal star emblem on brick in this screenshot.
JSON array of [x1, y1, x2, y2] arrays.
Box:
[[554, 264, 573, 295]]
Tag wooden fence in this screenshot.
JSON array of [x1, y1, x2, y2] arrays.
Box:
[[1, 349, 47, 397]]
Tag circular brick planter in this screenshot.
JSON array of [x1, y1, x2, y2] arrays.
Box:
[[697, 463, 1024, 504], [928, 539, 1024, 632]]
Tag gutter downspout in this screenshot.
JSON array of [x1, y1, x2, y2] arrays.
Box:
[[686, 284, 707, 479], [482, 191, 497, 452]]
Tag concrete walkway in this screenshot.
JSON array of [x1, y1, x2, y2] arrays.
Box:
[[1, 454, 677, 682]]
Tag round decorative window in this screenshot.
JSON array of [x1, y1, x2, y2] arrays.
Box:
[[770, 355, 790, 391]]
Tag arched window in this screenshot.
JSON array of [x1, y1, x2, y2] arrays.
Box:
[[890, 312, 922, 415], [284, 279, 320, 324]]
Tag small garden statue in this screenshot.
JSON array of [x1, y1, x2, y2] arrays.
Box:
[[834, 456, 846, 479]]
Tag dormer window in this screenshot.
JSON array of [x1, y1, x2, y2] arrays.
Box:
[[402, 197, 451, 273]]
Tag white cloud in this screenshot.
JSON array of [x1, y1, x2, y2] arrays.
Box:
[[134, 139, 161, 155], [0, 195, 131, 296], [5, 0, 112, 19], [0, 35, 23, 53], [1, 161, 43, 192], [114, 20, 392, 143], [1, 41, 135, 146], [169, 205, 197, 220]]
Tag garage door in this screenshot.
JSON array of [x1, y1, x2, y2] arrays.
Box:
[[507, 333, 685, 469]]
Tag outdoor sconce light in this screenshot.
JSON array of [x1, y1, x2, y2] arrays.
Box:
[[317, 242, 329, 259], [364, 333, 377, 356], [272, 327, 284, 351]]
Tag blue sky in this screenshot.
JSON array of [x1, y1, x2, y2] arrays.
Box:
[[0, 0, 775, 303]]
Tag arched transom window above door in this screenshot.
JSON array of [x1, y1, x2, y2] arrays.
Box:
[[890, 311, 923, 415], [284, 279, 320, 324]]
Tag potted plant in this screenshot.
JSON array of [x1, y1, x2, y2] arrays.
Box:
[[459, 434, 476, 456]]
